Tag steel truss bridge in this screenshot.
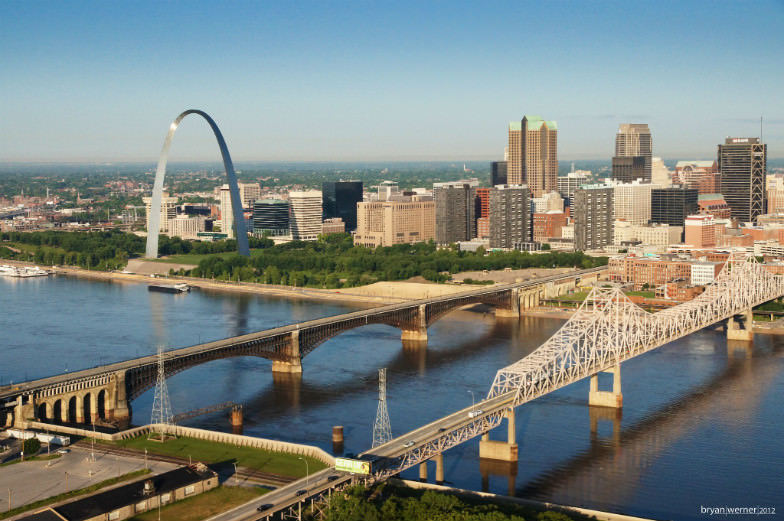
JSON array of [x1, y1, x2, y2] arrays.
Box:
[[363, 252, 784, 480]]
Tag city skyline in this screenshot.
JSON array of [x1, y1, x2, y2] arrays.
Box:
[[1, 1, 783, 163]]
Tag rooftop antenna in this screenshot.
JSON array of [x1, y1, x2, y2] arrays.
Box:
[[760, 115, 763, 142], [372, 368, 392, 447], [149, 345, 175, 441]]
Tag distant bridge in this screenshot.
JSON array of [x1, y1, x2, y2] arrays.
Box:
[[361, 252, 781, 482], [1, 268, 602, 428]]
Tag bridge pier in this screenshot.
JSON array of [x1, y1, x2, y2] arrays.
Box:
[[111, 371, 131, 424], [727, 309, 754, 342], [589, 364, 623, 408], [479, 407, 518, 462], [401, 304, 428, 343], [272, 329, 303, 374], [495, 288, 521, 318]]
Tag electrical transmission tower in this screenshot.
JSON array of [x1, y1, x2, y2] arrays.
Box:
[[372, 368, 392, 447], [149, 346, 175, 441]]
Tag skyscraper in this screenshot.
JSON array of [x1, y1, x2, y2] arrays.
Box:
[[507, 116, 558, 197], [614, 124, 652, 182], [218, 184, 235, 238], [718, 137, 767, 223], [289, 191, 322, 241], [433, 181, 477, 244], [489, 185, 530, 249], [491, 161, 508, 186], [322, 181, 363, 232], [574, 185, 614, 251], [651, 187, 698, 228]]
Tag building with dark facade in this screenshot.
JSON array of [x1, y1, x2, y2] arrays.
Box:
[[611, 156, 647, 183], [322, 181, 363, 232], [252, 199, 290, 237], [614, 123, 652, 182], [433, 181, 477, 244], [491, 161, 508, 186], [574, 185, 614, 251], [489, 185, 530, 249], [651, 187, 698, 228], [718, 137, 767, 223]]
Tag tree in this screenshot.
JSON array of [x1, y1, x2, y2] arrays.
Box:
[[22, 437, 41, 455]]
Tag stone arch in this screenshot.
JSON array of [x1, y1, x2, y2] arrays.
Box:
[[83, 393, 93, 424], [97, 389, 107, 420], [53, 399, 63, 424], [67, 396, 77, 423], [37, 402, 48, 421], [145, 109, 249, 258]]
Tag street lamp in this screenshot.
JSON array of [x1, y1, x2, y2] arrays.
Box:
[[467, 390, 476, 412], [298, 457, 309, 492]]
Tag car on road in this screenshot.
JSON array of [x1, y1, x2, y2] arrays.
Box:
[[402, 440, 415, 448], [468, 409, 484, 418], [257, 503, 274, 512], [296, 489, 307, 497], [327, 474, 340, 482], [57, 449, 70, 454]]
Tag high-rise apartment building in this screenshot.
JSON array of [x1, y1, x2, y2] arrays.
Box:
[[433, 181, 477, 244], [508, 116, 558, 197], [489, 185, 530, 249], [143, 194, 178, 233], [718, 137, 767, 223], [491, 161, 508, 186], [253, 199, 290, 237], [574, 185, 614, 251], [354, 200, 435, 248], [613, 180, 656, 225], [238, 182, 262, 209], [614, 124, 652, 182], [218, 184, 235, 238], [557, 170, 591, 209], [289, 190, 323, 241], [651, 187, 698, 228], [322, 181, 363, 232]]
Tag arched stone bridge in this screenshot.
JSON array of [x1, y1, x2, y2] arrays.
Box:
[[1, 268, 603, 428]]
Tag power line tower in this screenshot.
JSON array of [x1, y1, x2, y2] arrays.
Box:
[[372, 368, 392, 447], [149, 346, 175, 441]]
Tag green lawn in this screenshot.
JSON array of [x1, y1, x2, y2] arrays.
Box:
[[109, 436, 327, 477], [126, 486, 266, 521], [625, 290, 656, 298]]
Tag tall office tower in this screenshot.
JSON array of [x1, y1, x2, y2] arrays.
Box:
[[489, 185, 530, 249], [651, 157, 672, 186], [238, 182, 262, 209], [614, 124, 652, 182], [218, 184, 235, 238], [289, 190, 323, 241], [143, 194, 178, 233], [651, 187, 698, 227], [322, 181, 363, 232], [574, 185, 614, 251], [718, 137, 767, 223], [613, 180, 656, 225], [375, 181, 399, 201], [433, 181, 477, 244], [766, 174, 784, 214], [491, 161, 508, 186], [508, 116, 558, 197], [557, 170, 591, 209], [253, 199, 290, 237], [354, 200, 436, 248], [611, 156, 647, 183]]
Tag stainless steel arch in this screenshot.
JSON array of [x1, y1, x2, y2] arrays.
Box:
[[145, 109, 249, 258]]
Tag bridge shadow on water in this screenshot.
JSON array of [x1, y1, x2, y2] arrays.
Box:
[[505, 334, 784, 515]]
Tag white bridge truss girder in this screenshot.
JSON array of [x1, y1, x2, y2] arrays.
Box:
[[488, 251, 783, 406]]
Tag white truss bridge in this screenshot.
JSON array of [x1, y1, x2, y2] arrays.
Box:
[[367, 251, 784, 479]]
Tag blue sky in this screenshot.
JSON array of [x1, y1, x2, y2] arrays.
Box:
[[2, 0, 783, 162]]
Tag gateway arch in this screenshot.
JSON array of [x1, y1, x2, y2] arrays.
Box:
[[145, 109, 250, 258]]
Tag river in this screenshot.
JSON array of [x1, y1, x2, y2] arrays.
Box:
[[1, 274, 782, 520]]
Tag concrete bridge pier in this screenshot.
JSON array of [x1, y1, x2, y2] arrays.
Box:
[[495, 288, 521, 318], [479, 407, 518, 462], [111, 371, 131, 425], [272, 329, 303, 374], [418, 454, 445, 484], [589, 364, 623, 408], [401, 304, 428, 343], [727, 310, 754, 342]]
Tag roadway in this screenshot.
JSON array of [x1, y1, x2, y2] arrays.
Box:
[[1, 266, 604, 403]]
